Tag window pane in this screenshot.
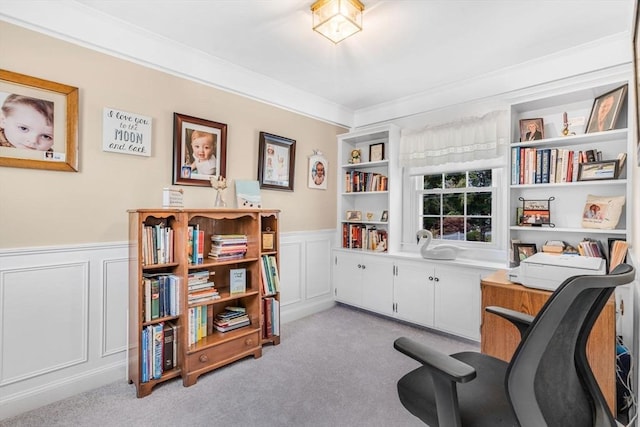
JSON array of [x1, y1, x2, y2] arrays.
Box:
[[468, 170, 492, 187], [444, 172, 466, 189], [422, 217, 441, 237], [467, 192, 492, 216], [467, 218, 492, 242], [423, 194, 441, 215], [443, 193, 463, 215], [423, 174, 442, 189], [442, 217, 464, 240]]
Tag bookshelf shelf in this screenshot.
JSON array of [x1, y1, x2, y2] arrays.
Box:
[[128, 208, 281, 397]]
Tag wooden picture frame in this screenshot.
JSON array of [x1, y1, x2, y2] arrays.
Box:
[[519, 118, 544, 142], [258, 132, 295, 191], [308, 153, 327, 190], [0, 69, 78, 171], [512, 243, 537, 266], [369, 142, 384, 162], [585, 84, 628, 134], [173, 113, 227, 187], [577, 160, 619, 181]]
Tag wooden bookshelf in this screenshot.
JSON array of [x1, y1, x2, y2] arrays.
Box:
[[128, 209, 280, 397]]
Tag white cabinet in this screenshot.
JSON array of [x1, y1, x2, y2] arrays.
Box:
[[392, 260, 435, 327], [333, 250, 394, 315], [337, 124, 401, 253], [508, 79, 631, 266]]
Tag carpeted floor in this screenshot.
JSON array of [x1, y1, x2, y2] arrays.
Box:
[[1, 304, 478, 427]]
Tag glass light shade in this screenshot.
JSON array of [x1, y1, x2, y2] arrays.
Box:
[[311, 0, 364, 44]]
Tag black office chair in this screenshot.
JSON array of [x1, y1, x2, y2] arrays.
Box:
[[394, 264, 635, 427]]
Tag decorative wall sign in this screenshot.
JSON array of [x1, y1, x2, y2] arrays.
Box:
[[103, 107, 152, 156]]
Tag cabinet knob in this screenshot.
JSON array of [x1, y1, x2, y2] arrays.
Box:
[[429, 276, 434, 281], [357, 264, 362, 269], [361, 265, 366, 270], [434, 277, 439, 282], [199, 354, 209, 363]]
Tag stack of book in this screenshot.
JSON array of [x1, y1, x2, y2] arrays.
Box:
[[187, 270, 219, 304], [209, 234, 248, 261], [214, 307, 250, 333]]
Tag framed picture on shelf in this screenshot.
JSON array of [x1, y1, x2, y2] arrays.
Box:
[[346, 210, 362, 221], [258, 132, 295, 191], [519, 197, 554, 227], [173, 113, 227, 187], [519, 118, 544, 142], [0, 69, 78, 171], [308, 152, 327, 190], [513, 243, 537, 266], [369, 143, 384, 161], [577, 160, 619, 181], [585, 84, 628, 134], [380, 210, 388, 222]]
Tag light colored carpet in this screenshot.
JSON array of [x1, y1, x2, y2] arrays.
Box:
[[1, 304, 478, 427]]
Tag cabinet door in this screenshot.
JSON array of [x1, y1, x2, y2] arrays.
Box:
[[394, 261, 435, 327], [360, 255, 394, 315], [333, 251, 363, 306], [433, 266, 481, 340]]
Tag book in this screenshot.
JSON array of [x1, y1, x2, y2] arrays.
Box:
[[230, 268, 247, 294], [163, 322, 175, 371], [152, 323, 163, 380]]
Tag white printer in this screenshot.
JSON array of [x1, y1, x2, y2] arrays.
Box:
[[508, 252, 606, 291]]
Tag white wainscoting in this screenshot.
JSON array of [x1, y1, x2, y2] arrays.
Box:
[[0, 229, 335, 420]]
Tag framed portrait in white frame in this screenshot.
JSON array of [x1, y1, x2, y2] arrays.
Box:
[[308, 153, 328, 190]]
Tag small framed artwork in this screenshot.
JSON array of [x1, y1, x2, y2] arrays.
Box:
[[519, 197, 554, 227], [258, 132, 296, 191], [173, 113, 227, 187], [519, 118, 544, 142], [369, 143, 384, 162], [261, 230, 275, 251], [0, 69, 78, 171], [513, 243, 537, 266], [308, 153, 327, 190], [577, 160, 620, 181], [380, 210, 388, 222], [585, 84, 628, 133], [346, 210, 362, 221]]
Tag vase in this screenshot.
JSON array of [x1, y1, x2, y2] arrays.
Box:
[[215, 189, 226, 207]]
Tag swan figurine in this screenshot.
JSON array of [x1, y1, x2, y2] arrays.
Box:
[[416, 229, 463, 260]]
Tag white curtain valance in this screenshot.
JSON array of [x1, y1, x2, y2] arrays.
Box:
[[399, 110, 509, 168]]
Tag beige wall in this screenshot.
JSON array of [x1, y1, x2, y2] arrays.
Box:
[[0, 22, 344, 248]]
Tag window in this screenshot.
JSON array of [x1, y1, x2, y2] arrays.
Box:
[[418, 169, 495, 243]]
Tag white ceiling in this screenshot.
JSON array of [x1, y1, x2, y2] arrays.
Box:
[[1, 0, 635, 126]]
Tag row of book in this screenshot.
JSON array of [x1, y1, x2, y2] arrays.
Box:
[[260, 255, 280, 295], [344, 171, 388, 193], [142, 223, 174, 265], [188, 305, 250, 345], [143, 274, 179, 322], [209, 234, 248, 261], [511, 147, 603, 185], [141, 322, 177, 383], [263, 297, 280, 339], [342, 223, 388, 251], [188, 270, 220, 304], [187, 225, 205, 265]]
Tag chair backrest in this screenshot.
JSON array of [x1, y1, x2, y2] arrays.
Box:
[[505, 264, 635, 427]]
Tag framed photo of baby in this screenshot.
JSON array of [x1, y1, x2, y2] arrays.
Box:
[[0, 69, 78, 171], [172, 113, 227, 187], [308, 153, 328, 190]]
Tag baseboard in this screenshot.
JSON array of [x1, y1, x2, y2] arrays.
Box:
[[281, 298, 336, 324], [0, 361, 126, 421]]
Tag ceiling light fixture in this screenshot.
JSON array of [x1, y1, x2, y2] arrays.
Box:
[[311, 0, 364, 44]]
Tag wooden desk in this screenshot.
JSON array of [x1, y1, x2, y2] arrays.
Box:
[[480, 270, 616, 413]]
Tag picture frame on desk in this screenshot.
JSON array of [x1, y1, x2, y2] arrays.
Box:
[[172, 113, 227, 186], [577, 160, 619, 181], [585, 84, 627, 134], [258, 132, 295, 191], [519, 118, 544, 142], [0, 69, 78, 172], [512, 243, 537, 266]]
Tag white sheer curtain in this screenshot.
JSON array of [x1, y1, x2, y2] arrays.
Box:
[[399, 110, 509, 168]]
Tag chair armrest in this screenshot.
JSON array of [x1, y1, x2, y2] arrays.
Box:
[[393, 337, 476, 383], [485, 306, 534, 338]]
